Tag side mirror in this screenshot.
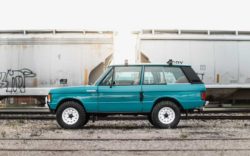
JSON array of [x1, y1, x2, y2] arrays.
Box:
[[109, 81, 115, 88]]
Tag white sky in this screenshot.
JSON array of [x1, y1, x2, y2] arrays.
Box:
[[0, 0, 250, 31], [1, 0, 250, 63]]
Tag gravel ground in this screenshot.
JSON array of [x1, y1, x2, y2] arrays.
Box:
[[0, 115, 250, 156]]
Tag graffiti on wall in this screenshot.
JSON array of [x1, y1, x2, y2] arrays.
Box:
[[0, 68, 36, 93]]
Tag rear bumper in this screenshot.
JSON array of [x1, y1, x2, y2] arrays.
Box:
[[204, 101, 209, 107], [205, 101, 209, 106], [199, 101, 209, 111]]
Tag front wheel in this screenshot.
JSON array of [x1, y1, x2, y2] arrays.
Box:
[[56, 101, 88, 129], [151, 101, 181, 129]]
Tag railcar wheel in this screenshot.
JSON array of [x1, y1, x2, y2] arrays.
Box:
[[151, 101, 181, 129], [56, 101, 88, 129]]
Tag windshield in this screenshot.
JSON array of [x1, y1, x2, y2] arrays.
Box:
[[93, 66, 112, 85]]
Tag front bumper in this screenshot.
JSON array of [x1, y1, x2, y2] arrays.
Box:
[[46, 96, 56, 113]]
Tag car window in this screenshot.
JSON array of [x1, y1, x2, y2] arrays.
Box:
[[99, 69, 113, 86], [94, 67, 112, 85], [114, 66, 141, 86], [143, 67, 166, 85], [164, 67, 189, 83], [181, 66, 202, 83]]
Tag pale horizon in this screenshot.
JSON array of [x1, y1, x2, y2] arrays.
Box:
[[0, 0, 249, 31]]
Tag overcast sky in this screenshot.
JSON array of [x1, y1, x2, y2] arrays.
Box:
[[0, 0, 249, 31]]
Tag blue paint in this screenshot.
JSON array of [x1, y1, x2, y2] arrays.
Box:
[[48, 64, 206, 113]]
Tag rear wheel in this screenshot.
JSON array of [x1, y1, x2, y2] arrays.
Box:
[[56, 101, 88, 129], [151, 101, 181, 129]]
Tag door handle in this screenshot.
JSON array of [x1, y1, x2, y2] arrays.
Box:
[[86, 90, 97, 93], [140, 92, 144, 102]]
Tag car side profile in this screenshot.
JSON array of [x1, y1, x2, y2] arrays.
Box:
[[47, 63, 206, 129]]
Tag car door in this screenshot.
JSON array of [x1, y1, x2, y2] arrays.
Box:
[[97, 66, 143, 113]]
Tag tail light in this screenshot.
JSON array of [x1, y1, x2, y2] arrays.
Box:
[[201, 91, 206, 101]]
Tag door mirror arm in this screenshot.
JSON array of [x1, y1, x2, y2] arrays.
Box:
[[110, 81, 115, 88], [109, 81, 112, 88]]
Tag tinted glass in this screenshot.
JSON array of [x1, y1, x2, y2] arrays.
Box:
[[181, 66, 202, 84]]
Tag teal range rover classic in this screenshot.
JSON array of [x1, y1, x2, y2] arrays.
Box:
[[47, 63, 207, 129]]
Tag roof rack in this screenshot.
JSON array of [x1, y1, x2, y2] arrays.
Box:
[[167, 59, 173, 65], [167, 59, 183, 65]]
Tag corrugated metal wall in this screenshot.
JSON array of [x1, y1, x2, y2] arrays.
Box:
[[0, 30, 113, 104], [137, 30, 250, 85]]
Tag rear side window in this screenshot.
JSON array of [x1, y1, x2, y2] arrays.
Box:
[[164, 67, 189, 83], [143, 66, 190, 85], [181, 66, 203, 84]]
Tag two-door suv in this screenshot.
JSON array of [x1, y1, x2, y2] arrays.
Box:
[[47, 63, 206, 129]]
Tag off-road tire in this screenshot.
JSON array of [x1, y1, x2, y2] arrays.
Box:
[[56, 101, 88, 129], [151, 101, 181, 129]]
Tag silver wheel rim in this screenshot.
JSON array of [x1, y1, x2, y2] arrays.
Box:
[[158, 107, 175, 124], [62, 107, 79, 125]]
